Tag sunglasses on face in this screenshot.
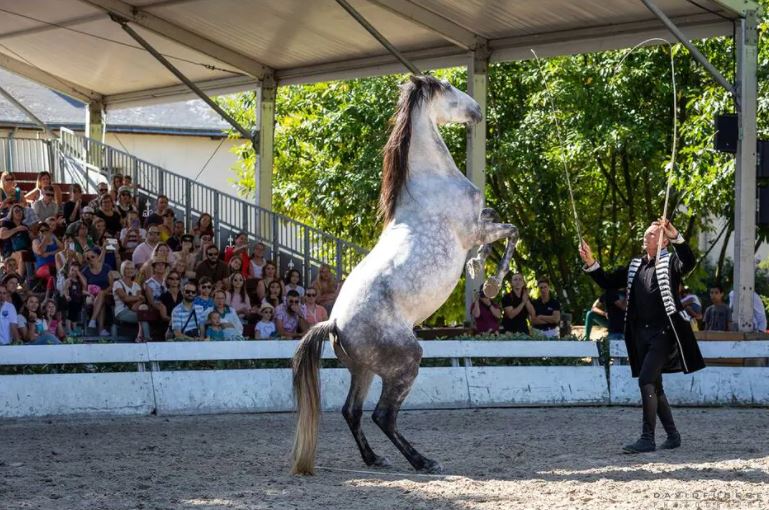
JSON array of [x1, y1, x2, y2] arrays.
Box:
[[183, 290, 196, 295], [262, 310, 273, 315], [306, 293, 316, 297], [208, 253, 218, 257], [201, 284, 212, 289]]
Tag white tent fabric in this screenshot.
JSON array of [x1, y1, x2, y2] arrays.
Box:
[[0, 0, 745, 107]]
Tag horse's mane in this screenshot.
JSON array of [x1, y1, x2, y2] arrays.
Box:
[[378, 75, 447, 225]]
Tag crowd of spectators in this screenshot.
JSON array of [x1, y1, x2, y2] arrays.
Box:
[[0, 171, 341, 345]]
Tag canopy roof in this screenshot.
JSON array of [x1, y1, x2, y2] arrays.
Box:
[[0, 0, 752, 107]]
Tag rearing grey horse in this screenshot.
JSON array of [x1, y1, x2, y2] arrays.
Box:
[[291, 75, 518, 475]]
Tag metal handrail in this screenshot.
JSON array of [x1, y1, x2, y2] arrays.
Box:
[[1, 131, 367, 282]]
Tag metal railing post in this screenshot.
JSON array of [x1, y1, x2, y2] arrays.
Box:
[[303, 228, 311, 287], [335, 239, 343, 280], [213, 190, 221, 247], [184, 180, 192, 231], [272, 213, 280, 268]]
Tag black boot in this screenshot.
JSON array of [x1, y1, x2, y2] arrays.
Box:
[[657, 390, 680, 449], [624, 383, 657, 454]]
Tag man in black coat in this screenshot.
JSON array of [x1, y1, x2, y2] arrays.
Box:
[[579, 219, 705, 453]]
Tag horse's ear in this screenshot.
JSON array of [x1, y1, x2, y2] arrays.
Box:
[[409, 74, 423, 85]]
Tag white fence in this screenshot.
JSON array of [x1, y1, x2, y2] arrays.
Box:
[[0, 340, 607, 418], [610, 340, 769, 405]]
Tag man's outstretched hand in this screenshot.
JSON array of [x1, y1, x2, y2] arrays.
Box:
[[579, 240, 595, 267]]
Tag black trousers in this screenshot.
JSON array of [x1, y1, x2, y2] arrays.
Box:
[[634, 324, 678, 440]]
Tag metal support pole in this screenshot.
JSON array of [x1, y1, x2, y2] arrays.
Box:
[[733, 10, 759, 331], [0, 85, 52, 137], [113, 15, 254, 141], [641, 0, 735, 99], [258, 78, 275, 210], [86, 101, 106, 143], [335, 0, 421, 75], [465, 45, 489, 321]]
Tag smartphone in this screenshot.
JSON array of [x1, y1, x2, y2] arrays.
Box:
[[68, 242, 75, 251]]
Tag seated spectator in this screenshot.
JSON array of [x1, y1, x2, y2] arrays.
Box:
[[95, 194, 123, 237], [194, 276, 214, 309], [203, 290, 243, 339], [205, 310, 226, 341], [83, 247, 112, 336], [301, 288, 328, 327], [50, 213, 68, 239], [41, 298, 65, 340], [192, 213, 214, 246], [704, 285, 732, 331], [275, 290, 307, 339], [109, 174, 124, 203], [121, 227, 142, 261], [254, 303, 277, 339], [167, 220, 185, 252], [139, 242, 175, 281], [0, 205, 32, 279], [225, 273, 251, 320], [65, 206, 96, 239], [92, 217, 108, 246], [176, 234, 197, 280], [227, 254, 244, 279], [17, 294, 61, 345], [727, 289, 767, 332], [158, 270, 183, 338], [3, 274, 24, 312], [171, 281, 206, 339], [530, 277, 560, 338], [471, 289, 501, 334], [158, 210, 176, 243], [283, 269, 305, 302], [248, 242, 267, 279], [0, 257, 21, 283], [0, 284, 20, 345], [62, 261, 87, 335], [143, 260, 168, 340], [62, 183, 84, 225], [583, 296, 609, 340], [145, 195, 171, 228], [256, 261, 279, 302], [224, 232, 250, 278], [501, 273, 535, 335], [0, 172, 24, 215], [312, 264, 339, 314], [31, 221, 61, 296], [132, 224, 160, 268], [71, 221, 95, 256], [679, 284, 703, 330], [262, 279, 283, 309], [24, 171, 62, 205], [601, 288, 626, 340], [88, 182, 110, 210], [32, 185, 59, 222], [116, 186, 137, 219], [113, 260, 149, 342], [120, 210, 146, 242], [195, 233, 215, 265], [195, 245, 228, 287]]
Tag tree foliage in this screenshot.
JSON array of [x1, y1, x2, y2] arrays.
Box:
[[220, 12, 769, 324]]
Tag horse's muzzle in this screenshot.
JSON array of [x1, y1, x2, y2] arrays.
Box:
[[468, 105, 483, 124]]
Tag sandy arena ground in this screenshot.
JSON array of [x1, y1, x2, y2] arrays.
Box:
[[1, 407, 768, 510]]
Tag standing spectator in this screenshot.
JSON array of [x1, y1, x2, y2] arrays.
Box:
[[225, 273, 251, 320], [195, 246, 228, 287], [204, 290, 243, 339], [0, 172, 24, 215], [248, 242, 267, 279], [283, 269, 305, 302], [145, 195, 171, 227], [312, 264, 339, 314], [275, 290, 307, 339], [256, 261, 278, 302], [704, 285, 732, 331], [167, 220, 185, 252], [254, 303, 276, 339], [224, 232, 250, 277], [158, 270, 183, 338], [113, 260, 149, 342], [471, 289, 501, 333], [62, 261, 87, 335], [32, 185, 59, 222], [88, 182, 110, 210], [530, 277, 561, 338], [171, 281, 206, 339], [0, 285, 20, 345], [301, 287, 328, 327], [501, 272, 535, 335], [132, 224, 160, 268], [17, 295, 61, 345], [25, 171, 62, 205], [727, 290, 766, 332], [62, 183, 84, 225], [95, 194, 123, 237], [83, 247, 112, 336], [194, 276, 215, 309], [1, 205, 32, 279]]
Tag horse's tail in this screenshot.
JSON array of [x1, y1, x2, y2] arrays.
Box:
[[291, 319, 336, 475]]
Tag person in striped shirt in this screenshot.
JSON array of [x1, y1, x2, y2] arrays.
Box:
[[171, 280, 206, 339]]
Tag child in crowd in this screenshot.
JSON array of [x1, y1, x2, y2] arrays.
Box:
[[704, 285, 732, 331], [62, 261, 87, 335], [205, 310, 225, 341], [41, 298, 65, 340], [255, 303, 276, 339]]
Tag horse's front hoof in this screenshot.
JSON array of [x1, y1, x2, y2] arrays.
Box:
[[483, 278, 501, 299], [418, 459, 444, 474], [370, 455, 392, 468], [466, 258, 482, 279]]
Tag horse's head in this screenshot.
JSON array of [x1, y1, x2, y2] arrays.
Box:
[[406, 74, 482, 126]]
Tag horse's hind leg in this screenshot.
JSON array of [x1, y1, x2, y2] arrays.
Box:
[[342, 368, 391, 467], [372, 365, 442, 474]]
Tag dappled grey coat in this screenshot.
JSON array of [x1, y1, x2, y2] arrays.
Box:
[[584, 239, 706, 377]]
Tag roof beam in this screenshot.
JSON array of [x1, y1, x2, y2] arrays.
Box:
[[0, 52, 102, 103], [709, 0, 760, 17], [104, 75, 258, 108], [79, 0, 272, 79], [368, 0, 482, 50]]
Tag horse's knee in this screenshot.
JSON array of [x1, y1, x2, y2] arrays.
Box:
[[342, 402, 362, 424], [371, 407, 391, 431]]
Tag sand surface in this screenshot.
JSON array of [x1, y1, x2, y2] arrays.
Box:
[[2, 407, 768, 509]]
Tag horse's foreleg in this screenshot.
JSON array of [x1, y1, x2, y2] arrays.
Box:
[[466, 208, 502, 279], [482, 227, 519, 298], [342, 369, 391, 468]]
